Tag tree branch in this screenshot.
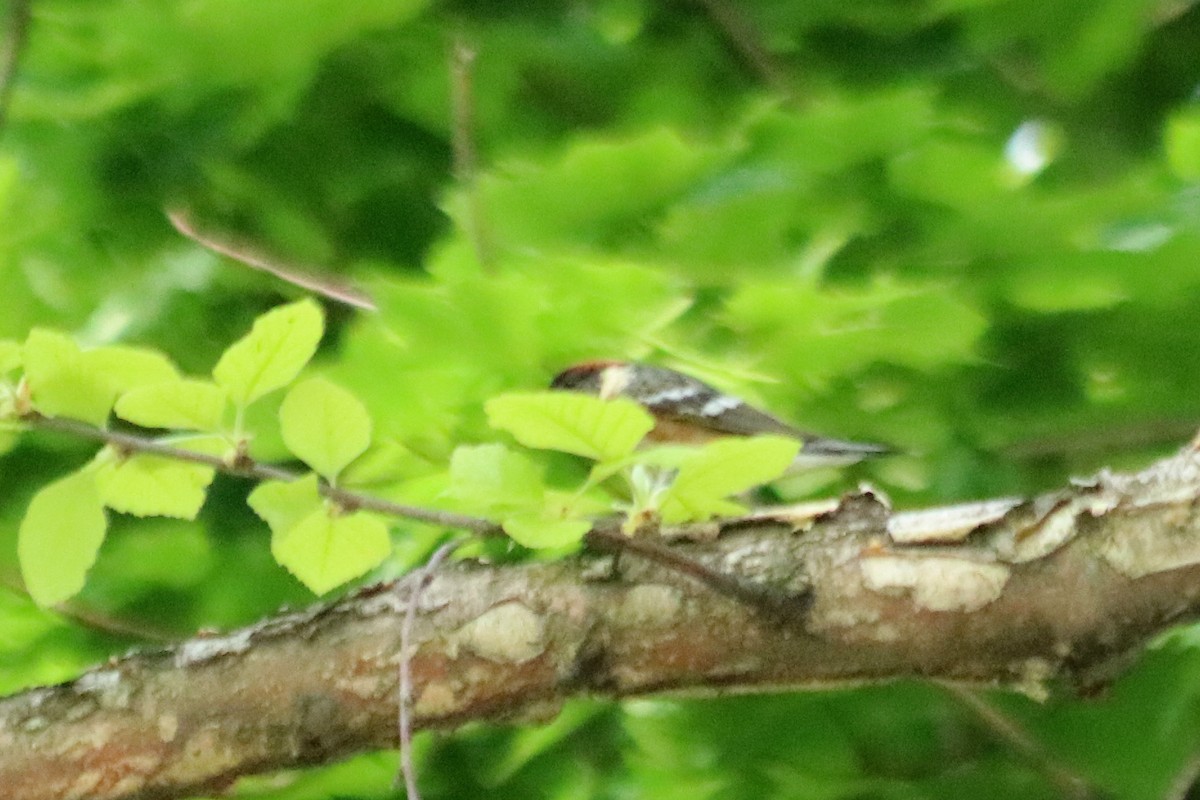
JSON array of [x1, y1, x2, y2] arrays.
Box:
[[6, 441, 1200, 799]]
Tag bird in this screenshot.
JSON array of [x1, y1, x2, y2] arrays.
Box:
[[550, 360, 890, 470]]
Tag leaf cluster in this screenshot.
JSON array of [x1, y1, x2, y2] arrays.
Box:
[[6, 300, 396, 602]]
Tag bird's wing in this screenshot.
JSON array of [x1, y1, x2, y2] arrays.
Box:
[[647, 392, 805, 438]]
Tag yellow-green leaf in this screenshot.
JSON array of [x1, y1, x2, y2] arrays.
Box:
[[279, 377, 371, 480], [18, 470, 108, 606], [271, 508, 391, 594], [94, 452, 215, 520], [247, 474, 324, 535], [486, 391, 654, 462], [213, 299, 324, 407], [503, 513, 590, 549], [83, 345, 180, 393], [659, 435, 800, 524], [21, 333, 181, 425], [22, 329, 115, 425], [115, 380, 227, 431], [448, 443, 543, 513]]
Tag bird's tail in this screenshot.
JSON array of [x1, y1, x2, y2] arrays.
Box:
[[791, 436, 892, 470]]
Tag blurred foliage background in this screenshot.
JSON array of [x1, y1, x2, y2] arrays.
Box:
[[5, 0, 1200, 797]]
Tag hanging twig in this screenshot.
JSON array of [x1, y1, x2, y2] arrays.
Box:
[[165, 207, 377, 311], [939, 683, 1100, 800], [0, 0, 32, 134], [395, 541, 461, 798], [689, 0, 791, 96], [449, 35, 494, 272]]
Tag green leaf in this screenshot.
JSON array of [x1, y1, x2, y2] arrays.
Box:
[[83, 345, 180, 393], [213, 299, 324, 407], [486, 391, 654, 462], [502, 513, 590, 549], [93, 451, 215, 520], [88, 518, 213, 590], [18, 470, 108, 606], [448, 444, 544, 513], [887, 138, 1006, 209], [278, 377, 371, 480], [723, 277, 986, 386], [1166, 108, 1200, 182], [22, 329, 117, 425], [247, 474, 324, 535], [463, 128, 719, 248], [271, 509, 391, 594], [114, 379, 227, 430], [659, 436, 800, 524], [0, 339, 21, 374]]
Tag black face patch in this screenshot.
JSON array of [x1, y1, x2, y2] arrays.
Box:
[[550, 361, 616, 392]]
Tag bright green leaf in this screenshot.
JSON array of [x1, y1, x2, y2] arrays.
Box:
[[279, 377, 371, 480], [213, 299, 324, 407], [464, 129, 719, 248], [114, 379, 227, 430], [18, 470, 108, 606], [22, 329, 116, 425], [94, 451, 215, 519], [83, 345, 180, 393], [271, 509, 391, 594], [659, 436, 800, 524], [1166, 108, 1200, 182], [503, 513, 590, 549], [486, 391, 654, 462], [448, 443, 543, 513], [247, 474, 324, 535], [0, 339, 21, 374], [723, 277, 986, 386], [887, 138, 1006, 209]]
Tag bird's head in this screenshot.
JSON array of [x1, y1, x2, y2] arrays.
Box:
[[549, 360, 628, 398]]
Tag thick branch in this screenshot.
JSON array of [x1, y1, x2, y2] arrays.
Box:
[[5, 443, 1200, 799]]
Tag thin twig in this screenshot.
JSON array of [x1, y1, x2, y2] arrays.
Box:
[[0, 0, 32, 133], [25, 415, 801, 619], [395, 541, 461, 797], [1165, 748, 1200, 800], [939, 683, 1099, 800], [24, 413, 500, 535], [449, 35, 494, 271], [165, 207, 376, 311], [689, 0, 791, 96], [0, 570, 176, 643]]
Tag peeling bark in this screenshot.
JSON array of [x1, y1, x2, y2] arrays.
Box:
[[5, 443, 1200, 800]]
